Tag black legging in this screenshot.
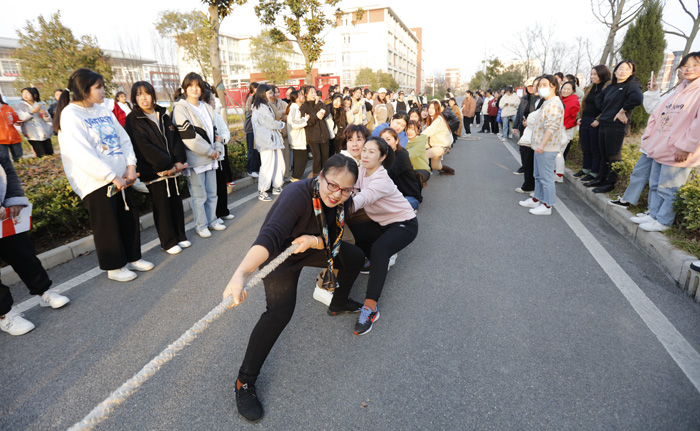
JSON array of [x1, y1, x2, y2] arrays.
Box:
[[519, 146, 535, 192], [350, 217, 418, 302], [463, 116, 473, 134], [309, 141, 329, 175], [238, 241, 364, 385], [597, 124, 626, 185], [291, 149, 308, 180], [481, 115, 491, 132], [28, 139, 53, 157], [215, 151, 233, 218]]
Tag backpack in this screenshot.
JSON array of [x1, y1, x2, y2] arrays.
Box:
[[442, 106, 460, 134]]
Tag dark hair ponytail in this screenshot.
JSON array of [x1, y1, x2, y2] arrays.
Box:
[[53, 68, 105, 133]]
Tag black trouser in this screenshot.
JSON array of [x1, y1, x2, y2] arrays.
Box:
[[490, 116, 499, 134], [475, 113, 481, 125], [481, 115, 491, 132], [331, 136, 343, 156], [146, 177, 187, 250], [309, 141, 328, 176], [82, 185, 141, 270], [562, 140, 573, 160], [579, 117, 600, 173], [520, 146, 535, 191], [291, 149, 308, 180], [28, 139, 53, 157], [597, 124, 627, 185], [246, 132, 261, 174], [350, 217, 418, 302], [0, 233, 51, 316], [238, 241, 364, 385], [215, 153, 233, 218], [463, 116, 473, 134]]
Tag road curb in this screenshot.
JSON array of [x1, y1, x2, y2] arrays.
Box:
[[562, 168, 700, 303], [1, 176, 256, 287]]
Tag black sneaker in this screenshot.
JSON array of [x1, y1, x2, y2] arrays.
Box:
[[609, 198, 630, 208], [360, 261, 370, 275], [327, 299, 363, 316], [580, 174, 596, 182], [573, 170, 587, 177], [235, 382, 264, 423], [354, 306, 380, 336]]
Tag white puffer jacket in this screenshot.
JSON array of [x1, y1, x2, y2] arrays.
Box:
[[286, 103, 308, 150]]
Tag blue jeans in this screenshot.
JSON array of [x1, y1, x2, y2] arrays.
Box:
[[622, 153, 653, 205], [533, 151, 557, 206], [405, 196, 420, 210], [648, 161, 691, 226], [187, 168, 218, 232], [0, 143, 22, 162], [502, 116, 515, 139]]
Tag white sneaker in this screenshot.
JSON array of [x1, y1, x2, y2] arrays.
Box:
[[198, 228, 212, 238], [210, 222, 227, 231], [127, 259, 155, 272], [165, 245, 182, 255], [554, 175, 564, 183], [639, 220, 670, 232], [636, 211, 649, 218], [312, 286, 333, 306], [248, 172, 259, 178], [107, 267, 138, 282], [388, 254, 397, 268], [221, 214, 235, 220], [519, 198, 539, 208], [272, 187, 283, 195], [529, 203, 552, 215], [39, 291, 70, 309], [258, 191, 272, 202], [630, 214, 654, 224], [515, 187, 531, 194], [178, 240, 192, 248], [0, 309, 35, 335]]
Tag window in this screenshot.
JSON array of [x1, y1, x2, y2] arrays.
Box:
[[342, 52, 351, 67], [0, 82, 17, 97], [2, 60, 19, 76]]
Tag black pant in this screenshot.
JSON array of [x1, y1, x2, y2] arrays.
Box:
[[246, 132, 261, 174], [331, 136, 343, 156], [83, 185, 141, 270], [238, 241, 364, 385], [309, 141, 329, 175], [146, 177, 187, 250], [519, 146, 535, 191], [28, 139, 53, 157], [475, 113, 481, 125], [463, 116, 473, 134], [597, 124, 627, 185], [490, 116, 499, 134], [0, 233, 51, 316], [350, 217, 418, 302], [481, 115, 491, 132], [215, 153, 233, 218], [579, 117, 601, 173], [291, 149, 308, 180]]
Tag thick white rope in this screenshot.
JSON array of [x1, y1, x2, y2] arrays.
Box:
[[68, 243, 300, 431]]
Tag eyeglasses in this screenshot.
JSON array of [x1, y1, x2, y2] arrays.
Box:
[[321, 174, 355, 197]]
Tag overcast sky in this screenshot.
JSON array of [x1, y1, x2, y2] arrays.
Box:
[[1, 0, 697, 81]]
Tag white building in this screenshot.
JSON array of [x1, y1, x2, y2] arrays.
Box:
[[319, 6, 422, 92]]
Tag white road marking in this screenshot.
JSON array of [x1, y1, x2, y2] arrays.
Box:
[[500, 139, 700, 393]]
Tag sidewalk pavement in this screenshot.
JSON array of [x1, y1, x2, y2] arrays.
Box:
[[0, 176, 256, 287]]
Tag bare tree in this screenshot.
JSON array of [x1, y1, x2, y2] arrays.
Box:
[[592, 0, 645, 66], [114, 32, 147, 97], [549, 42, 568, 74], [149, 31, 180, 103], [533, 22, 557, 74], [663, 0, 700, 56], [506, 26, 540, 78]]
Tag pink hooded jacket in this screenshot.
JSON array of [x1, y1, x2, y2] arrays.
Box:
[[642, 78, 700, 167]]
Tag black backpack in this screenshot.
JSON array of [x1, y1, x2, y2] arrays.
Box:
[[442, 107, 460, 133]]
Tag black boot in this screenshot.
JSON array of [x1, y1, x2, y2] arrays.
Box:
[[584, 178, 605, 188], [592, 184, 615, 193]]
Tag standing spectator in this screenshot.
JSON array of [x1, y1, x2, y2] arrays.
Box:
[[514, 77, 541, 192], [479, 90, 493, 133], [244, 82, 261, 177], [205, 89, 235, 222], [54, 68, 154, 282], [0, 152, 69, 335], [330, 94, 350, 155], [172, 72, 226, 237], [15, 87, 54, 157], [560, 81, 581, 160], [285, 90, 309, 182], [116, 91, 132, 117], [48, 89, 63, 119], [393, 91, 408, 114], [487, 91, 500, 135], [301, 86, 330, 176], [576, 65, 611, 181], [0, 94, 23, 162], [461, 91, 476, 135], [363, 88, 375, 131], [349, 87, 367, 125], [269, 86, 289, 182], [586, 60, 643, 193], [499, 86, 520, 139], [519, 75, 565, 216], [124, 81, 190, 255], [474, 91, 484, 126], [423, 100, 455, 174], [373, 88, 391, 126], [252, 84, 286, 202]]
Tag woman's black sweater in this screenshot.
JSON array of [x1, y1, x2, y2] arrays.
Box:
[[595, 79, 643, 126], [388, 148, 422, 202]]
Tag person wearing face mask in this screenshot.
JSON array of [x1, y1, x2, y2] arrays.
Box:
[[585, 60, 643, 193], [575, 65, 611, 181], [519, 75, 566, 216], [223, 155, 365, 423], [124, 81, 190, 255]]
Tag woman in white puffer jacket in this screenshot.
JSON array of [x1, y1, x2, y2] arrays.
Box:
[[285, 89, 309, 182], [252, 84, 286, 201]]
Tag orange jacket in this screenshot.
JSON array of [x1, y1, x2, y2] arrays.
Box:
[[0, 104, 22, 145]]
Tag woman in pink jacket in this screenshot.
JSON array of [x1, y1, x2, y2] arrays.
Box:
[[633, 52, 700, 232]]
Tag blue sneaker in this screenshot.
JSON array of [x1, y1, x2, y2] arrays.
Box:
[[354, 305, 380, 336]]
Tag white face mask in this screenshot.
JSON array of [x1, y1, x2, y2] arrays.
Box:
[[538, 87, 551, 98]]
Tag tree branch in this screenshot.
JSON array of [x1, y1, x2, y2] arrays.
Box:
[[663, 19, 689, 37], [678, 0, 698, 21]]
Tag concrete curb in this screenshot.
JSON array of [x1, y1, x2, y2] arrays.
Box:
[[1, 176, 256, 286], [562, 168, 700, 303]]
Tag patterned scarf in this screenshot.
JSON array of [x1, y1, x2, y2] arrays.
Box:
[[313, 178, 344, 291]]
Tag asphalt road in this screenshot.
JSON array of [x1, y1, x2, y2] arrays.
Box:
[[2, 133, 700, 430]]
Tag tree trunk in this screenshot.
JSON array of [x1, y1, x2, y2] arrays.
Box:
[[683, 19, 700, 56], [599, 0, 627, 65], [207, 4, 228, 124]]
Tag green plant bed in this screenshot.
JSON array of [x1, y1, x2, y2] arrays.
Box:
[[666, 228, 700, 259]]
